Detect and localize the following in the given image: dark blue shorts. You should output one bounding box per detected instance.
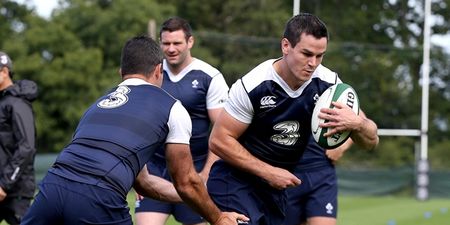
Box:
[207,160,287,225]
[284,166,338,225]
[134,157,205,224]
[21,173,132,225]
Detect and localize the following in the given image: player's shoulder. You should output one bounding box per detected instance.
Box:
[240,59,277,92]
[311,64,340,84]
[190,58,222,78]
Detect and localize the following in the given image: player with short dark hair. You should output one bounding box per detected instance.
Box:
[135,16,229,225]
[207,13,378,225]
[21,35,248,225]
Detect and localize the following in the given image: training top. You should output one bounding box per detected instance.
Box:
[225,59,339,169]
[153,58,229,160]
[49,78,192,198]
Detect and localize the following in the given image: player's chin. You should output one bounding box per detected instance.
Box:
[301,71,314,79]
[165,56,179,64]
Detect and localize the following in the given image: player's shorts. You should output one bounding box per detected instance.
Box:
[21,173,132,225]
[284,166,338,225]
[134,157,205,224]
[207,160,287,225]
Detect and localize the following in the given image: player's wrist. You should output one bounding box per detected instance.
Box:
[352,116,365,132]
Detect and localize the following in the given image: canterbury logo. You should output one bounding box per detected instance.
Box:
[260,96,276,108]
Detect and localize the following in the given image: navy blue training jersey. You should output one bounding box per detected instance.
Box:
[49,82,178,197]
[226,60,339,169]
[154,59,228,160]
[296,135,334,171]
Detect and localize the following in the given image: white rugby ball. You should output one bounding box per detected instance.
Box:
[311,83,359,149]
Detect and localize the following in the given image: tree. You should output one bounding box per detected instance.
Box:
[2,0,449,170]
[300,0,450,168]
[2,0,175,152]
[155,0,291,83]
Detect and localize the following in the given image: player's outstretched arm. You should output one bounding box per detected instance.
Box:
[134,165,182,203]
[166,142,249,225]
[209,110,301,190]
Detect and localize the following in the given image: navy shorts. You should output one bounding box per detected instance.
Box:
[134,157,205,224]
[284,166,338,225]
[207,160,287,225]
[21,173,132,225]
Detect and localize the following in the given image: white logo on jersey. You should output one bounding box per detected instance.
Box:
[313,93,320,104]
[97,86,130,109]
[192,79,199,88]
[260,96,276,108]
[325,202,334,214]
[271,121,300,146]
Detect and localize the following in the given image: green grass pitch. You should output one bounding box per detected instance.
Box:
[128,193,450,225]
[3,194,448,225]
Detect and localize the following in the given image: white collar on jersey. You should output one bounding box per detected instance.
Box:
[118,78,155,86]
[163,58,197,82]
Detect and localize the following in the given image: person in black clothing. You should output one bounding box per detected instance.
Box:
[0,51,38,225]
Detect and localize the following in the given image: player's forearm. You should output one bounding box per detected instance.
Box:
[199,151,220,178]
[173,170,222,223]
[210,135,275,179]
[351,117,379,150]
[134,167,182,203]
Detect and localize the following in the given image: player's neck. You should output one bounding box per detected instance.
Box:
[168,56,194,75]
[273,59,304,91]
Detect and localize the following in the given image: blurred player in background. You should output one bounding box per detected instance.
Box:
[21,36,248,225]
[207,13,378,225]
[135,16,229,225]
[0,51,38,225]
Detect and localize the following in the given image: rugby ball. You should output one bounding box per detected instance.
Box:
[311,83,359,149]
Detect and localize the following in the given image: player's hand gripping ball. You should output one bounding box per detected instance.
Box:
[311,83,359,149]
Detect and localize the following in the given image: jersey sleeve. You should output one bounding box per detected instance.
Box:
[206,74,229,109]
[224,79,253,124]
[315,64,342,84]
[166,101,192,144]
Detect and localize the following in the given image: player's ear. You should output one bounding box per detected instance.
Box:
[156,63,163,76]
[187,36,194,48]
[281,38,291,55]
[154,63,163,85]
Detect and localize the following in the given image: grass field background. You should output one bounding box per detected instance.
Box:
[3,194,448,225]
[129,194,450,225]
